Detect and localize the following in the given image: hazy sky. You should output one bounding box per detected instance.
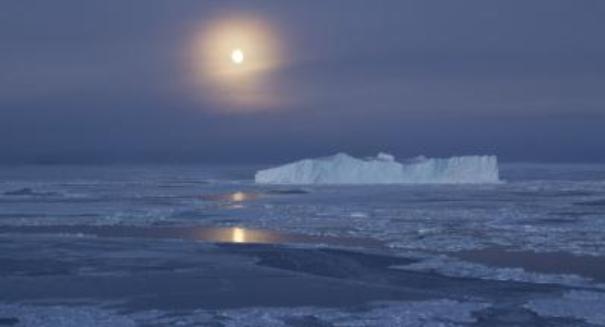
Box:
[1,0,604,163]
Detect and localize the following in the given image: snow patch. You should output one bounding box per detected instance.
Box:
[255,153,500,185]
[525,290,605,325]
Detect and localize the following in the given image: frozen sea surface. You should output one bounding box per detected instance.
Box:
[1,163,605,326]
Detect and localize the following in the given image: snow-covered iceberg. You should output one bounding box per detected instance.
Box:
[255,153,500,184]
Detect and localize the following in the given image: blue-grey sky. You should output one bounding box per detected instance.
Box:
[1,0,604,163]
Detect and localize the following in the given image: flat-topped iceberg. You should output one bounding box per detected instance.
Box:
[255,153,500,184]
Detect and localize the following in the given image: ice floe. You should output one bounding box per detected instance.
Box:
[525,290,605,325]
[392,254,601,289]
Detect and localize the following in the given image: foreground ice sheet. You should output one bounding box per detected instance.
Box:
[255,153,500,184]
[0,300,489,327]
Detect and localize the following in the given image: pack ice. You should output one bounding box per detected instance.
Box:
[255,153,500,184]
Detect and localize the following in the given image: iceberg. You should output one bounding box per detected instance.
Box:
[255,153,500,184]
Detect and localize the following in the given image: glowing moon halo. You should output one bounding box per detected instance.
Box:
[189,15,285,111]
[195,17,279,77]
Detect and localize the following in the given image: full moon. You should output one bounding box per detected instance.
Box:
[231,49,244,64]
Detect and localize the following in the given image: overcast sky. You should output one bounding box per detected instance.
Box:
[1,0,604,164]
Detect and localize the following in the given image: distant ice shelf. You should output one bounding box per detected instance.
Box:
[255,152,500,184]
